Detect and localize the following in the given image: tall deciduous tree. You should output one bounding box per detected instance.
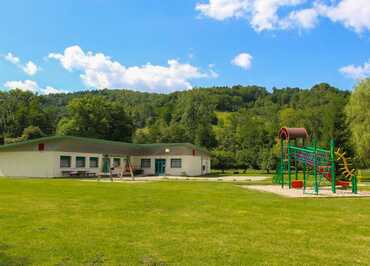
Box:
[345,79,370,167]
[0,90,50,138]
[57,95,133,142]
[174,90,217,148]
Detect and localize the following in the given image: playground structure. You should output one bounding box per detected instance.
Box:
[273,127,358,195]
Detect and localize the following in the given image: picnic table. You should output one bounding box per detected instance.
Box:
[61,170,96,177]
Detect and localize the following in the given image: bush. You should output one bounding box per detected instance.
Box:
[22,126,45,140]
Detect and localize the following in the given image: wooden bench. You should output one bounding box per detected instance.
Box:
[62,170,96,177]
[86,172,96,177]
[62,170,77,177]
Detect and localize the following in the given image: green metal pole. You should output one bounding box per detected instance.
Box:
[294,139,298,180]
[280,138,284,188]
[352,175,358,194]
[330,139,336,193]
[313,139,318,194]
[288,140,291,189]
[303,162,307,193]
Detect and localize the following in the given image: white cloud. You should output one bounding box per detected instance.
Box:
[282,8,319,29]
[231,52,253,70]
[196,0,310,32]
[22,61,39,76]
[42,86,65,95]
[207,63,219,78]
[4,53,20,64]
[3,80,64,95]
[4,80,39,93]
[196,0,250,21]
[209,69,219,78]
[317,0,370,33]
[3,52,39,76]
[49,45,216,93]
[250,0,305,32]
[195,0,370,33]
[339,59,370,80]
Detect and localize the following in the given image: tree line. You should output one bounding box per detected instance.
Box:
[0,79,369,170]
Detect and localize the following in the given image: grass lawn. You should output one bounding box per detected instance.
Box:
[1,179,370,265]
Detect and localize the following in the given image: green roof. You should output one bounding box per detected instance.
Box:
[0,135,210,155]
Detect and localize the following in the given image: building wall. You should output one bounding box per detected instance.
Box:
[0,151,129,178]
[131,155,211,176]
[202,157,211,175]
[0,150,210,178]
[0,151,57,177]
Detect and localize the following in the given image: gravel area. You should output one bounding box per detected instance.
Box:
[242,185,370,198]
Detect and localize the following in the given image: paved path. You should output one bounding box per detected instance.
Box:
[82,175,270,183]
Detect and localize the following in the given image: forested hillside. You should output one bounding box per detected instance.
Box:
[1,80,369,170]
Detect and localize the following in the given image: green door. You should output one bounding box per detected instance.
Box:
[102,158,111,173]
[155,159,166,175]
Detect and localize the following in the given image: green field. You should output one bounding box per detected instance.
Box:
[1,179,370,265]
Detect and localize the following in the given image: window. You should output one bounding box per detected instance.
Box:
[60,156,71,168]
[141,159,151,168]
[38,143,45,151]
[171,158,182,168]
[76,156,86,168]
[90,157,99,168]
[113,158,121,167]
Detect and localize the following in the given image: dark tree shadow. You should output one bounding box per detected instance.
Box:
[0,243,30,266]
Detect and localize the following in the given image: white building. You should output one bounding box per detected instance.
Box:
[0,136,211,178]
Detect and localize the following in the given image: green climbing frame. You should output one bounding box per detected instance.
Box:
[273,127,357,195]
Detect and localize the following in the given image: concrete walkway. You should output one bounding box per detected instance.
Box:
[82,175,269,183]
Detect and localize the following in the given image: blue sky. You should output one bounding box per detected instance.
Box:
[0,0,369,94]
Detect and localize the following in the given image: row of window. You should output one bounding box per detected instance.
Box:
[141,158,182,168]
[60,156,100,168]
[61,156,124,168]
[60,156,182,169]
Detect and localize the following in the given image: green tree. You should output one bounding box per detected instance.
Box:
[211,149,235,173]
[133,127,155,143]
[57,95,133,142]
[259,148,276,173]
[279,107,301,127]
[0,90,50,138]
[0,83,355,171]
[22,126,45,140]
[235,149,254,172]
[235,110,273,169]
[345,79,370,167]
[174,90,217,148]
